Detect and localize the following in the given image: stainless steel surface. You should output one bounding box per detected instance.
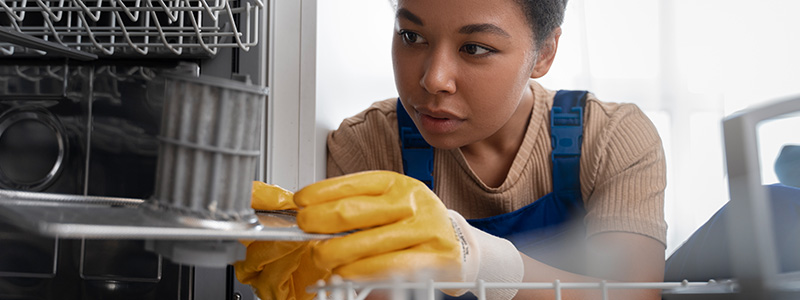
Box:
[0,26,97,60]
[0,107,68,191]
[0,189,143,207]
[0,199,334,240]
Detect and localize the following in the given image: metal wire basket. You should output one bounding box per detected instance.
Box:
[0,0,263,57]
[307,277,740,300]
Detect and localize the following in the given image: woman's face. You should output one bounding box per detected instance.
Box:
[392,0,543,150]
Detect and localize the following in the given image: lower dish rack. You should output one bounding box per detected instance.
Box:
[307,274,800,300]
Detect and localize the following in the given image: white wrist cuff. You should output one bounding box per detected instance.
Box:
[447,210,524,300]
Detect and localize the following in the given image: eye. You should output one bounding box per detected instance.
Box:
[461,44,494,56]
[399,30,426,44]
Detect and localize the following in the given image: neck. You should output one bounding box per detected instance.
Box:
[460,86,534,187]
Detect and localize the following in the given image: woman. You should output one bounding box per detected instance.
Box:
[236,0,666,299]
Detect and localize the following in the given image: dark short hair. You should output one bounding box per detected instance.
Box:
[388,0,568,49]
[516,0,569,48]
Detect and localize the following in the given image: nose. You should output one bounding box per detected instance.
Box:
[420,48,457,95]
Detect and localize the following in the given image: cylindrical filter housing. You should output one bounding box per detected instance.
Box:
[150,74,266,225]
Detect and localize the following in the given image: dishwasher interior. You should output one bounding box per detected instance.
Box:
[0,0,301,298]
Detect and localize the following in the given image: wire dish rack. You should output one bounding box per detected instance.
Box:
[306,277,740,300]
[0,0,263,57]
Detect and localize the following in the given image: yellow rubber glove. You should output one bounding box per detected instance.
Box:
[234,182,331,300]
[295,171,525,299]
[293,171,464,283]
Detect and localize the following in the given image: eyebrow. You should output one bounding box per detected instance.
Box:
[397,8,423,26]
[396,8,510,38]
[459,23,511,38]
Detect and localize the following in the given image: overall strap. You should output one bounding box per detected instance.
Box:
[550,90,588,194]
[397,98,434,189]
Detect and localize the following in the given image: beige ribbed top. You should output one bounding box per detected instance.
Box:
[326,81,667,245]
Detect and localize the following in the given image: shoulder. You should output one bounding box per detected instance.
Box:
[527,81,661,151]
[326,98,403,177]
[583,94,662,158]
[528,81,661,151]
[328,98,399,151]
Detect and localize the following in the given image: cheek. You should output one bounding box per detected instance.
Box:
[462,61,529,123]
[464,61,527,101]
[391,48,420,95]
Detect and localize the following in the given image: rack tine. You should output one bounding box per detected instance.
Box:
[116,0,140,22]
[0,0,26,22]
[197,0,218,22]
[0,46,15,55]
[34,0,61,22]
[239,1,259,48]
[114,10,148,54]
[71,0,101,22]
[175,0,183,48]
[15,65,42,81]
[221,0,247,51]
[146,2,181,55]
[108,0,116,53]
[154,0,178,23]
[185,0,215,55]
[554,280,562,300]
[76,11,114,54]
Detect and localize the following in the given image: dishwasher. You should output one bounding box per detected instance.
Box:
[0,0,318,299]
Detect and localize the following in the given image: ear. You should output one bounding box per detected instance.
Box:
[530,27,562,79]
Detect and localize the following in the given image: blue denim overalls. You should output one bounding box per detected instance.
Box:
[397,90,590,298]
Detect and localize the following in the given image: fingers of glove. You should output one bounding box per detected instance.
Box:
[252,181,297,210]
[292,248,332,298]
[294,171,402,207]
[235,242,312,300]
[297,195,414,233]
[333,248,461,282]
[253,270,294,300]
[236,241,307,275]
[310,220,442,271]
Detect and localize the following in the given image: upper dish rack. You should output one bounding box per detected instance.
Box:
[0,0,263,58]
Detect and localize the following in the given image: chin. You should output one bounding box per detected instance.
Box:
[422,134,469,150]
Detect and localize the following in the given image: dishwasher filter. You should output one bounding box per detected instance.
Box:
[149,73,266,224]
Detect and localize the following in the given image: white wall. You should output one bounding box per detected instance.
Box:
[315,0,800,255]
[314,0,398,185]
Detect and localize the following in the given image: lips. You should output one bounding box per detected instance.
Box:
[414,107,464,134]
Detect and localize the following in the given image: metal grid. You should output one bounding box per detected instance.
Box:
[308,278,739,300]
[0,0,263,57]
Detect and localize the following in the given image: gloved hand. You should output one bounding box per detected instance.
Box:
[294,171,524,299]
[234,182,331,300]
